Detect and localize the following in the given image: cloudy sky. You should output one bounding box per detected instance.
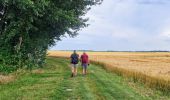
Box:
[51,0,170,51]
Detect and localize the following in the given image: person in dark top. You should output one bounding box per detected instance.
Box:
[80,51,89,75]
[70,50,79,77]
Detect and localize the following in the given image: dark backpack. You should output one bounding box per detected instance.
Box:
[71,54,79,64]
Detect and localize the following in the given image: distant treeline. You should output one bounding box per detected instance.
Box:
[106,50,170,52]
[53,50,170,52]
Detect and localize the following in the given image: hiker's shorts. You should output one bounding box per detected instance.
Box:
[72,64,78,68]
[82,63,88,70]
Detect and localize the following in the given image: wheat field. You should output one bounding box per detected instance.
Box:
[48,51,170,92]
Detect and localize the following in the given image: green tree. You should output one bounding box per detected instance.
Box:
[0,0,102,72]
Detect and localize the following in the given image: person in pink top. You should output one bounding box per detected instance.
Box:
[80,51,90,75]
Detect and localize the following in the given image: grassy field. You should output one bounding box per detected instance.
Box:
[0,57,169,100]
[48,51,170,92]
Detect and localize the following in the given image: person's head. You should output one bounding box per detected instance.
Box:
[83,51,86,54]
[73,50,76,54]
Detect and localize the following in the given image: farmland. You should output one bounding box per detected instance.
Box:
[48,51,170,92]
[0,51,169,99]
[48,51,170,79]
[0,57,169,100]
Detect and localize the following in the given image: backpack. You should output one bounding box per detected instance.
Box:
[71,54,79,64]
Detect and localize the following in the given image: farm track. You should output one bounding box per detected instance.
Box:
[0,57,169,100]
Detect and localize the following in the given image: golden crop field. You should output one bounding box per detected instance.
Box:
[48,51,170,79]
[48,51,170,92]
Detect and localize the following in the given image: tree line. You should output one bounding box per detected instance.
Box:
[0,0,102,72]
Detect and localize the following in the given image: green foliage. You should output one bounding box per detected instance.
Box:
[0,65,17,74]
[0,0,102,72]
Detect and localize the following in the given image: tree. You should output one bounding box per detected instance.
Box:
[0,0,102,71]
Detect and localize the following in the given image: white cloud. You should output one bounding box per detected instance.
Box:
[111,26,139,38]
[81,0,139,39]
[161,29,170,38]
[156,18,170,40]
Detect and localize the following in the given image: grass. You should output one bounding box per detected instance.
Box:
[0,57,169,100]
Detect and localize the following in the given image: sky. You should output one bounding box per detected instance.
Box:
[51,0,170,51]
